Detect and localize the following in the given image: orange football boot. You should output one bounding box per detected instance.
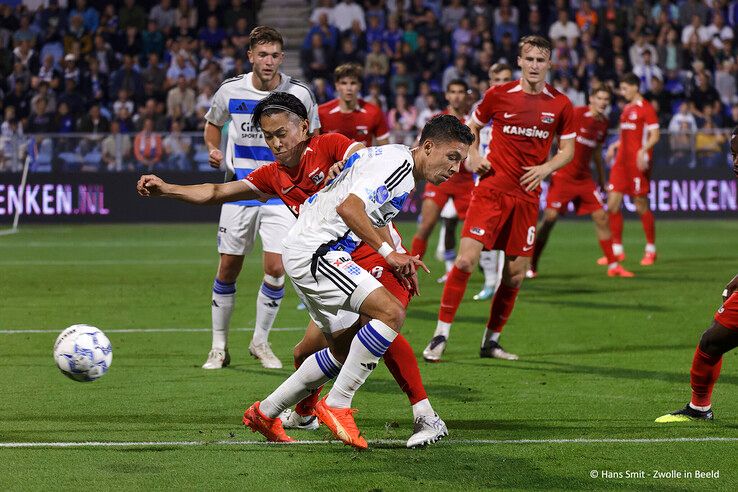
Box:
[640,251,657,266]
[314,397,367,449]
[607,264,635,277]
[243,401,295,443]
[597,253,625,265]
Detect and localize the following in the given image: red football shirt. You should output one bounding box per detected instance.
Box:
[318,98,390,146]
[555,106,609,182]
[614,98,659,167]
[471,80,576,202]
[244,133,355,216]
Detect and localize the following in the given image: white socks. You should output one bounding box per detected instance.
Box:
[326,320,398,408]
[481,329,501,347]
[211,279,236,350]
[645,243,656,253]
[252,275,285,345]
[480,250,504,289]
[260,348,341,418]
[612,243,624,256]
[411,398,435,419]
[434,321,451,339]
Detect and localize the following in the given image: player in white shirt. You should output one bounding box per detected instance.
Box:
[202,26,320,370]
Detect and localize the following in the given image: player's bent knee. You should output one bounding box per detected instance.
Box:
[217,255,244,283]
[454,255,477,273]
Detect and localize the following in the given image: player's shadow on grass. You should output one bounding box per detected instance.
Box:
[528,343,691,357]
[359,377,485,402]
[490,359,738,386]
[530,298,669,312]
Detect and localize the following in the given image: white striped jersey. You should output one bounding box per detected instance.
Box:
[283,145,415,254]
[204,71,320,206]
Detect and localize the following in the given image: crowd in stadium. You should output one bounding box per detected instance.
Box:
[1,0,738,171]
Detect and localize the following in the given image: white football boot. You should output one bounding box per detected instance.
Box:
[249,341,283,369]
[202,348,230,369]
[279,408,320,430]
[422,335,447,362]
[407,413,448,448]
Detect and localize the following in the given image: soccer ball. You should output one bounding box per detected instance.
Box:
[53,324,113,382]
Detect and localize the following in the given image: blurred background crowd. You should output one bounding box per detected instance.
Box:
[0,0,736,172]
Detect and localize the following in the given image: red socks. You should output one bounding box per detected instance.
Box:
[598,238,617,264]
[438,267,472,323]
[641,210,655,244]
[690,346,723,408]
[383,334,428,405]
[487,283,520,333]
[410,236,427,260]
[609,211,623,244]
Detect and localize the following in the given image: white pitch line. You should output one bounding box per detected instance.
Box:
[2,437,738,449]
[0,259,217,266]
[0,327,305,335]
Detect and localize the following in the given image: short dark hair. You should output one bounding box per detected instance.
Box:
[490,62,512,74]
[517,35,552,58]
[446,78,469,91]
[620,73,640,88]
[590,85,612,98]
[251,92,307,129]
[249,26,284,50]
[334,63,363,83]
[419,114,474,146]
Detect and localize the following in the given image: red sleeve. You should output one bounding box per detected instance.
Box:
[374,108,390,140]
[644,102,659,129]
[557,99,577,139]
[245,164,278,196]
[471,87,496,126]
[316,132,355,162]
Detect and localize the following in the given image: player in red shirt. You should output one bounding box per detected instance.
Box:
[410,79,473,262]
[604,73,661,266]
[137,92,448,448]
[656,129,738,423]
[318,63,390,146]
[422,35,577,363]
[528,86,634,278]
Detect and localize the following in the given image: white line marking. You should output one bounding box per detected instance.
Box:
[0,259,218,266]
[0,327,305,334]
[1,437,737,448]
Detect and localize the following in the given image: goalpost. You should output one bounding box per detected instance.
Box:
[0,139,33,236]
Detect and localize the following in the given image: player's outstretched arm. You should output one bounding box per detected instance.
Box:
[465,119,490,174]
[336,194,429,277]
[136,175,261,205]
[520,137,575,192]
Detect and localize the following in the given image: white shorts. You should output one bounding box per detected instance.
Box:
[217,203,296,255]
[440,199,457,219]
[283,248,382,333]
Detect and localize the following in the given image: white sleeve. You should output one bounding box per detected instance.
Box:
[204,85,230,126]
[348,149,413,214]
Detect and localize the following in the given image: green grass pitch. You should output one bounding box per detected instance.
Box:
[1,220,737,490]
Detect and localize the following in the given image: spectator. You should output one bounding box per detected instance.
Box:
[633,50,663,93]
[390,60,415,97]
[705,12,734,45]
[31,82,57,114]
[172,13,196,39]
[494,0,520,26]
[57,78,86,118]
[689,71,721,118]
[651,0,678,24]
[199,15,227,51]
[695,117,727,167]
[163,119,192,170]
[311,0,336,26]
[452,17,474,53]
[678,0,709,27]
[134,118,163,170]
[575,0,598,35]
[365,14,384,48]
[165,52,197,88]
[599,0,627,33]
[38,1,67,40]
[52,102,76,133]
[715,60,737,107]
[166,76,196,121]
[197,61,222,93]
[441,0,466,33]
[301,32,333,81]
[150,0,176,34]
[407,0,431,29]
[101,120,132,171]
[119,0,147,31]
[365,40,389,84]
[142,52,167,101]
[657,27,683,75]
[629,34,659,67]
[493,7,518,45]
[78,104,111,134]
[304,13,341,52]
[387,93,417,145]
[365,81,387,112]
[682,14,710,46]
[415,91,441,129]
[442,55,470,91]
[645,76,673,120]
[114,106,135,134]
[224,0,254,32]
[418,10,444,52]
[725,103,738,128]
[549,9,580,47]
[333,0,365,33]
[336,37,362,66]
[36,54,61,90]
[344,19,368,54]
[382,15,403,56]
[113,89,136,117]
[110,54,145,103]
[63,14,93,56]
[174,0,198,30]
[521,9,546,38]
[197,0,223,30]
[0,107,24,172]
[80,57,109,107]
[27,98,54,134]
[13,40,39,75]
[415,34,441,75]
[496,33,518,66]
[13,15,36,46]
[196,84,215,121]
[669,118,696,167]
[142,19,165,59]
[468,0,493,22]
[92,34,116,75]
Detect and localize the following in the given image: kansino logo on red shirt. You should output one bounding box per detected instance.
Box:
[501,125,551,138]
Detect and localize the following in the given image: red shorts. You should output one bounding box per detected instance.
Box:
[546,177,604,216]
[353,243,411,308]
[714,293,738,330]
[608,163,650,196]
[461,187,538,256]
[422,180,473,220]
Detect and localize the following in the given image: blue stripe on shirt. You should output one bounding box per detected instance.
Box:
[228,99,261,114]
[234,144,274,161]
[228,168,283,207]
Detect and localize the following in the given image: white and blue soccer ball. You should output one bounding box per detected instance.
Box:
[53,324,113,382]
